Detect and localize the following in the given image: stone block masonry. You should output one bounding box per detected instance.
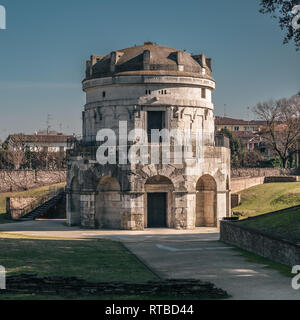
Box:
[220,219,300,266]
[231,168,300,178]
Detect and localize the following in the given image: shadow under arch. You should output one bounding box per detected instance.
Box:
[196,175,217,227]
[95,176,122,229]
[144,175,174,228]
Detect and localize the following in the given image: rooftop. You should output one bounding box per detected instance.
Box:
[215,117,266,126]
[7,132,75,144]
[85,42,213,80]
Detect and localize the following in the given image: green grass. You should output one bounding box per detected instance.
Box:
[237,207,300,243]
[0,233,162,300]
[0,233,157,283]
[233,182,300,218]
[234,248,292,278]
[0,183,65,224]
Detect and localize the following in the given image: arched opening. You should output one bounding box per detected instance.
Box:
[96,176,121,229]
[70,177,81,225]
[145,175,174,228]
[196,175,217,227]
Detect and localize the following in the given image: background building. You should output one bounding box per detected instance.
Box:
[5,131,74,153]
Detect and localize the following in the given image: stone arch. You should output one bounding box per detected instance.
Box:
[144,175,174,228]
[196,175,217,227]
[139,164,183,191]
[95,176,122,229]
[70,176,81,225]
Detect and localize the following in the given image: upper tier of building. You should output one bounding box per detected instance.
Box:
[85,42,214,81]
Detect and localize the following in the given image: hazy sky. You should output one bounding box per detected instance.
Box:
[0,0,299,140]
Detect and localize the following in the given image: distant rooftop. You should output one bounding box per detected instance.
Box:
[215,117,266,126]
[7,132,75,144]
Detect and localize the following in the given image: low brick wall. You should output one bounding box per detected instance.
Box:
[0,170,66,193]
[220,220,300,266]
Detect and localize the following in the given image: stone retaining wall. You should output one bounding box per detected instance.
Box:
[231,168,299,178]
[231,176,265,193]
[0,170,66,193]
[220,219,300,266]
[264,176,300,183]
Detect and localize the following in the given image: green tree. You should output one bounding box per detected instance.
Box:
[260,0,300,50]
[220,128,245,168]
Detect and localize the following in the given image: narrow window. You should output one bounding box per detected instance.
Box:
[201,88,206,99]
[147,111,165,142]
[102,91,106,98]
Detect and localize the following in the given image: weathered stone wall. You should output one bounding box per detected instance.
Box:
[231,176,265,193]
[264,176,300,183]
[231,174,300,194]
[231,168,300,178]
[6,186,65,220]
[231,193,241,208]
[220,220,300,266]
[0,170,66,193]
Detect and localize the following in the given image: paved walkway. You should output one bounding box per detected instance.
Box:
[0,220,299,300]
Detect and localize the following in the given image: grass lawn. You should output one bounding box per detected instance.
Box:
[233,182,300,218]
[0,233,160,300]
[0,183,65,224]
[237,207,300,243]
[0,233,157,282]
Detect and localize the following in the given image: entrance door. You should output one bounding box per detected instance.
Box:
[147,193,167,228]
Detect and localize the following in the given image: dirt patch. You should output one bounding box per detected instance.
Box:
[1,274,229,299]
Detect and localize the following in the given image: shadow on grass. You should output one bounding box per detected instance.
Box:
[0,234,229,300]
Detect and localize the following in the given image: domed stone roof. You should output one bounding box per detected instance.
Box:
[85,42,213,80]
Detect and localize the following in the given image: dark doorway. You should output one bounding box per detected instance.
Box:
[147,193,167,228]
[147,111,165,142]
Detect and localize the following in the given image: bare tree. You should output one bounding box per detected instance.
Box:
[5,134,27,169]
[254,94,300,168]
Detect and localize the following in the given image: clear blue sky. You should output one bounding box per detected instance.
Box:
[0,0,299,140]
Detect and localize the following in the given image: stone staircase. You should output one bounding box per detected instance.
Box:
[19,193,64,221]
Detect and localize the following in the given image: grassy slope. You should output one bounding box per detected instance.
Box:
[233,182,300,218]
[0,183,65,224]
[238,207,300,243]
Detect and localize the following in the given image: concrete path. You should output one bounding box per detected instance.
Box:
[0,219,299,300]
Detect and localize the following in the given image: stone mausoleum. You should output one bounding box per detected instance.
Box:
[66,42,231,230]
